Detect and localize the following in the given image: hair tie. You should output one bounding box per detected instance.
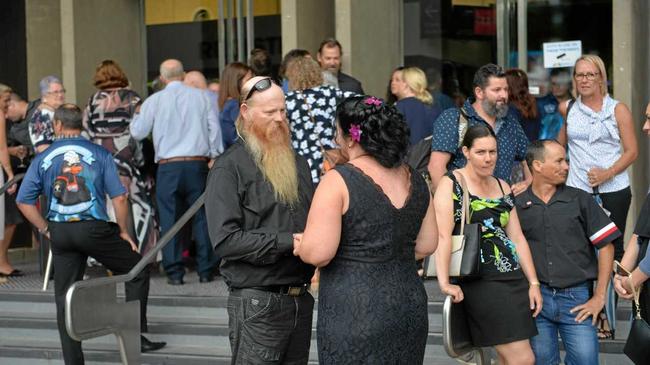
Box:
[364,96,382,106]
[349,124,362,142]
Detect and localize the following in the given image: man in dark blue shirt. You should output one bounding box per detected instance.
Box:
[17,104,165,364]
[427,64,530,193]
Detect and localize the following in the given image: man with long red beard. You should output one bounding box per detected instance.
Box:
[205,76,315,364]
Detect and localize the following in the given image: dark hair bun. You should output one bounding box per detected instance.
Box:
[336,96,410,168]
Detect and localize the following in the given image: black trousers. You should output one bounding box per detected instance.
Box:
[227,288,314,365]
[600,186,632,262]
[49,220,150,365]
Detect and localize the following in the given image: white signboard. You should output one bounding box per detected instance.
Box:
[543,41,582,68]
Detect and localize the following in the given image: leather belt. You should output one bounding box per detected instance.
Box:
[244,284,310,297]
[158,156,209,164]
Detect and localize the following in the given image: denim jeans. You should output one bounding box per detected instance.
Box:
[531,282,598,365]
[227,288,314,365]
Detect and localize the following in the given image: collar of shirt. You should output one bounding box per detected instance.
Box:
[520,184,572,208]
[576,94,616,119]
[463,97,506,134]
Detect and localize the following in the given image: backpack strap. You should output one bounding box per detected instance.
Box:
[457,107,469,149]
[565,98,576,119]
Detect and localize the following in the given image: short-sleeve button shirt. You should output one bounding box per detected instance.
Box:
[431,98,529,183]
[17,137,126,222]
[515,185,620,288]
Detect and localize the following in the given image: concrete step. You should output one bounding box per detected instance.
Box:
[0,290,634,363]
[0,327,459,365]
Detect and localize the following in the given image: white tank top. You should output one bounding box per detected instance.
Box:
[566,95,629,193]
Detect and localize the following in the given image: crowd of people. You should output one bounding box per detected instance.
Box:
[1,36,649,365]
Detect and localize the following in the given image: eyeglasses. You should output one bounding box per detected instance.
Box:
[48,89,66,95]
[574,72,599,81]
[243,78,273,102]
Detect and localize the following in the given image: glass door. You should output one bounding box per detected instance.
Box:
[506,0,613,97]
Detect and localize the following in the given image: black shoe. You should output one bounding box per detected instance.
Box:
[141,335,166,353]
[199,274,214,283]
[167,277,184,286]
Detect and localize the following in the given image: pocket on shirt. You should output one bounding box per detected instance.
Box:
[242,181,275,217]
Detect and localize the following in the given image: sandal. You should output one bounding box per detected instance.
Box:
[596,311,614,340]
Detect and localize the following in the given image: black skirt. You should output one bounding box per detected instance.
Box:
[459,276,538,346]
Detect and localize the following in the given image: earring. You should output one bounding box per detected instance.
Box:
[348,144,353,148]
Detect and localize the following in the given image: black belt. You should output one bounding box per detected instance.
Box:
[243,284,310,297]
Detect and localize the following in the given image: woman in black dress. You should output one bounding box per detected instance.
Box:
[294,96,438,364]
[434,125,542,365]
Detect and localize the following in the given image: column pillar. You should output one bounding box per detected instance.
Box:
[281,0,334,57]
[335,0,403,98]
[25,0,146,103]
[612,0,650,232]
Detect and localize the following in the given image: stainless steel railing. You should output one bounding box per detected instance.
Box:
[64,192,207,364]
[442,295,489,365]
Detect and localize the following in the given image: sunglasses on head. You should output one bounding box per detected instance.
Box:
[243,78,273,102]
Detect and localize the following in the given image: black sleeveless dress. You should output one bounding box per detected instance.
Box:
[317,163,430,365]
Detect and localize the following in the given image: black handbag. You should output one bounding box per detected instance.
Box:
[624,277,650,365]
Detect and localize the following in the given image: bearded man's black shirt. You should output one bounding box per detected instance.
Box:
[205,140,315,288]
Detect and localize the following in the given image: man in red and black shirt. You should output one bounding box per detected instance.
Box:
[516,140,617,365]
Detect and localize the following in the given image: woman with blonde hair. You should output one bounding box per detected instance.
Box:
[390,66,441,145]
[284,56,356,182]
[559,54,638,339]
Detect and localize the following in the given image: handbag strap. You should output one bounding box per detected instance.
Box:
[455,172,471,235]
[629,275,644,319]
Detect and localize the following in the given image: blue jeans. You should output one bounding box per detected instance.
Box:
[156,161,217,279]
[531,282,598,365]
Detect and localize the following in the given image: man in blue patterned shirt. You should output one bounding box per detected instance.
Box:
[427,64,530,193]
[17,104,165,364]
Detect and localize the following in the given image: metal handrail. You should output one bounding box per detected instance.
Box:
[0,173,25,195]
[64,191,207,364]
[442,295,488,364]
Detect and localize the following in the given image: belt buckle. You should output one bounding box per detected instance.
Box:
[287,286,303,296]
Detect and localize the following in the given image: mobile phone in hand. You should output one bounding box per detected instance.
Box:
[614,260,631,276]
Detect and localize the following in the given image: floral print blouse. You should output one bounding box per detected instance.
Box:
[448,172,524,280]
[285,85,356,183]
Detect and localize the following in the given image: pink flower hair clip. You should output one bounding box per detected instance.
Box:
[349,124,362,142]
[364,96,382,106]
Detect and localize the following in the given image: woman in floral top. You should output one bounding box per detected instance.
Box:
[284,56,356,182]
[433,124,542,364]
[82,60,157,253]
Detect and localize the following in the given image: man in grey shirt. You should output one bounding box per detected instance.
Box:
[131,59,223,285]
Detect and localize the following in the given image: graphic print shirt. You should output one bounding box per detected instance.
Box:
[17,137,126,222]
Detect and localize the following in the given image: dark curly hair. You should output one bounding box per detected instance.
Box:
[336,95,410,168]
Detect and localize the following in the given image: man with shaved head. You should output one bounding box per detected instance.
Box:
[184,70,208,89]
[184,70,221,134]
[131,59,223,285]
[205,76,315,364]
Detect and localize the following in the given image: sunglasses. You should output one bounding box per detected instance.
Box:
[243,78,273,102]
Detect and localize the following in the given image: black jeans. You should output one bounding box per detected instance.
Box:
[599,186,632,262]
[227,288,314,365]
[50,220,150,365]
